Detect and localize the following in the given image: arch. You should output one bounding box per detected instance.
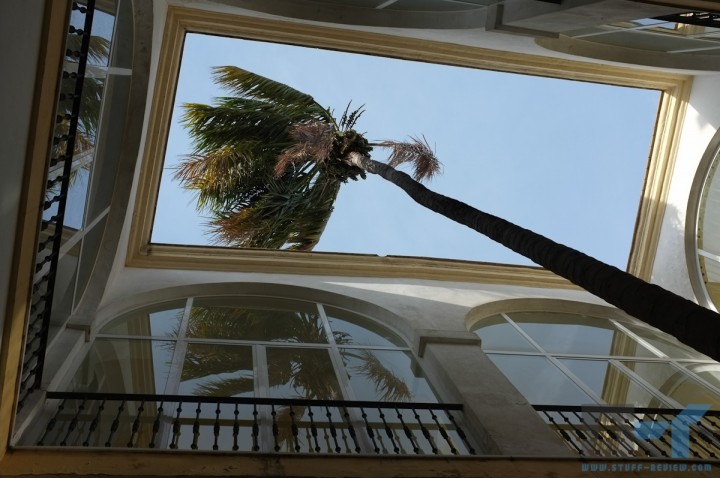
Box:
[685,127,720,311]
[66,286,439,408]
[465,298,629,331]
[93,282,413,341]
[466,299,720,409]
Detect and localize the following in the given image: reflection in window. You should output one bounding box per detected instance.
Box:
[70,338,174,394]
[189,297,326,343]
[267,347,340,400]
[472,311,720,408]
[69,297,434,404]
[100,301,185,337]
[180,344,253,396]
[341,349,435,402]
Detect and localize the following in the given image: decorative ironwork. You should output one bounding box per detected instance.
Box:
[19,0,97,410]
[535,404,720,459]
[37,392,475,455]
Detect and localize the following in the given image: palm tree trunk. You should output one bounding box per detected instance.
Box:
[347,153,720,360]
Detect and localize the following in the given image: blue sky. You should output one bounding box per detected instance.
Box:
[153,33,660,269]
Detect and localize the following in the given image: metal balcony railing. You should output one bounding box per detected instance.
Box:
[32,392,476,455]
[535,404,720,459]
[20,0,98,410]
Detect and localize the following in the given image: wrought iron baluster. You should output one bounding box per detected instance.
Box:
[360,407,379,453]
[212,401,221,451]
[325,406,341,453]
[84,399,105,446]
[232,404,240,451]
[149,401,163,448]
[307,405,320,452]
[169,401,182,449]
[105,400,125,447]
[271,405,280,451]
[429,408,456,455]
[191,401,201,450]
[38,399,65,445]
[251,404,259,451]
[397,408,419,454]
[413,408,437,454]
[289,405,301,452]
[378,407,399,454]
[445,410,475,455]
[343,407,361,453]
[127,400,145,447]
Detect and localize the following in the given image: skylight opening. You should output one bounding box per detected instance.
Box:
[151,32,661,270]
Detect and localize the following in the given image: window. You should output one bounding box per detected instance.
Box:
[128,6,688,284]
[471,310,720,409]
[695,143,720,311]
[68,296,436,403]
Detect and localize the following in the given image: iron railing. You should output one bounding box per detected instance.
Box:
[33,392,476,455]
[535,404,720,459]
[654,12,720,29]
[20,0,97,410]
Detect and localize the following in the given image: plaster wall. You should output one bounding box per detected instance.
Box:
[652,74,720,299]
[0,1,46,355]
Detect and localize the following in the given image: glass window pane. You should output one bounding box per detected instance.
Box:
[487,354,595,405]
[682,363,720,393]
[69,338,174,394]
[559,359,663,407]
[511,312,624,355]
[267,347,340,400]
[340,349,437,403]
[188,297,326,343]
[100,301,185,337]
[473,314,538,352]
[325,306,405,347]
[180,344,254,397]
[624,324,712,360]
[621,361,720,410]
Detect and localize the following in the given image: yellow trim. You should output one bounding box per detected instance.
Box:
[128,6,690,285]
[628,80,692,280]
[0,448,707,477]
[0,0,70,459]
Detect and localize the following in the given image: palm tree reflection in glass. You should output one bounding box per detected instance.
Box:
[175,303,416,451]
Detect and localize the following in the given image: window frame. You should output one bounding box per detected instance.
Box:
[127,6,691,284]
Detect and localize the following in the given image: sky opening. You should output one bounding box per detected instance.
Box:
[152,33,661,269]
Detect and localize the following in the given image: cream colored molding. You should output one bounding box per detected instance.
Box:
[464,298,632,331]
[684,127,720,311]
[0,0,71,460]
[627,78,692,280]
[128,6,690,286]
[129,243,578,288]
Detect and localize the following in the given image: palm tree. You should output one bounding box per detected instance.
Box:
[177,67,720,361]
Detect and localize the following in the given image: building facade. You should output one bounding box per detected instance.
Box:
[2,1,720,476]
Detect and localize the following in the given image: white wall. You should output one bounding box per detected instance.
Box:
[652,74,720,300]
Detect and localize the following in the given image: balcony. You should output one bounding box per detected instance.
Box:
[536,404,720,459]
[26,392,474,455]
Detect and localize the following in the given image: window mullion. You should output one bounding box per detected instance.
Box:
[163,297,193,395]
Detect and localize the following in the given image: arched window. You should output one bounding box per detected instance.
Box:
[69,296,436,404]
[693,136,720,311]
[471,309,720,409]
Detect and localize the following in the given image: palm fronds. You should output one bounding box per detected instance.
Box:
[352,351,411,402]
[178,66,439,251]
[376,136,441,181]
[177,67,345,249]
